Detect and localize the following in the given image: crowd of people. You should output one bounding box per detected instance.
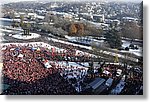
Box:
[1,42,93,94]
[2,44,54,83]
[2,73,77,95]
[0,41,143,95]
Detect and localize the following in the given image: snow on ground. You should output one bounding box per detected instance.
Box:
[12,33,41,40]
[0,18,20,22]
[99,49,138,62]
[120,49,142,57]
[47,37,92,50]
[4,26,23,31]
[0,28,12,33]
[1,26,142,58]
[122,37,142,42]
[129,48,142,56]
[65,35,93,44]
[1,42,66,54]
[65,36,142,57]
[0,26,26,34]
[48,37,139,62]
[93,39,104,43]
[122,40,131,48]
[65,35,104,44]
[50,61,89,69]
[121,40,142,57]
[0,37,7,41]
[1,25,141,61]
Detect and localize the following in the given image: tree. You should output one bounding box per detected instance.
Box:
[120,22,142,40]
[77,23,84,36]
[14,22,20,27]
[20,15,24,28]
[26,23,31,35]
[84,23,103,36]
[45,14,58,25]
[104,29,122,49]
[69,23,77,36]
[26,23,31,29]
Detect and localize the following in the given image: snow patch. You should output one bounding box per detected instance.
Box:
[12,33,41,40]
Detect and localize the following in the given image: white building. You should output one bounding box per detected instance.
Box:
[122,17,138,23]
[93,14,105,23]
[80,13,93,21]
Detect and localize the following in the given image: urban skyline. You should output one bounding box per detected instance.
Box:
[0,0,143,4]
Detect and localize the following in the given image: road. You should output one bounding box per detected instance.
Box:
[0,26,141,65]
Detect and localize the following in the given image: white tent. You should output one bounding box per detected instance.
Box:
[44,62,52,68]
[103,70,110,75]
[10,48,15,51]
[18,54,23,58]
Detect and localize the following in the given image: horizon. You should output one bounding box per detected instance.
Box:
[0,0,143,4]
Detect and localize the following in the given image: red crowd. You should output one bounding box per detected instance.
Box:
[1,43,79,94]
[2,44,57,83]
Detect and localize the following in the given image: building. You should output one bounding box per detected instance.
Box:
[86,78,106,94]
[105,19,120,28]
[93,14,105,23]
[122,17,138,23]
[112,19,120,27]
[27,13,37,20]
[80,13,93,21]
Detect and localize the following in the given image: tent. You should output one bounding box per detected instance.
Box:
[18,54,23,58]
[37,47,41,51]
[103,70,110,75]
[44,61,52,68]
[10,48,15,51]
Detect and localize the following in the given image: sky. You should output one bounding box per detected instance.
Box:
[0,0,143,4]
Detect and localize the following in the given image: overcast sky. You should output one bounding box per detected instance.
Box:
[0,0,143,4]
